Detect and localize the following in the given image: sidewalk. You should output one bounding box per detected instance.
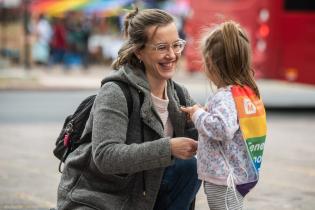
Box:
[1,65,315,108]
[0,65,106,90]
[0,65,204,90]
[1,66,315,210]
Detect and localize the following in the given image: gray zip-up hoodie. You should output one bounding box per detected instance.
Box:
[57,64,197,210]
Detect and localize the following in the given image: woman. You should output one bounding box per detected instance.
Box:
[57,8,201,210]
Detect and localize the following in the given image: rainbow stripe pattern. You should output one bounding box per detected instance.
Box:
[231,85,267,174]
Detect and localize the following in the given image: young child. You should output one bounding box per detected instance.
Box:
[181,21,267,210]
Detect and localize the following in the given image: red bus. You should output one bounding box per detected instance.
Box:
[184,0,315,85]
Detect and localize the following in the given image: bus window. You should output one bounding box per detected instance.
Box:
[284,0,315,11]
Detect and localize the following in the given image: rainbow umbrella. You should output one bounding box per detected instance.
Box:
[30,0,133,17]
[83,0,133,15]
[30,0,58,14]
[30,0,92,16]
[46,0,91,16]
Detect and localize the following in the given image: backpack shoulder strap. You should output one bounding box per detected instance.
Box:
[113,81,133,117]
[79,81,133,145]
[58,81,134,172]
[101,80,133,117]
[173,81,187,107]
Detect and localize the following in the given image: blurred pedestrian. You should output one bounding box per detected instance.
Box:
[31,14,52,65]
[181,21,267,210]
[64,17,86,70]
[80,16,91,69]
[56,7,201,210]
[49,17,67,66]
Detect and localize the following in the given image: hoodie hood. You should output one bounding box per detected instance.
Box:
[101,64,188,138]
[102,64,151,93]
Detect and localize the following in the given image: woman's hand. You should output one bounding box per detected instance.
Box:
[170,137,198,159]
[181,104,202,120]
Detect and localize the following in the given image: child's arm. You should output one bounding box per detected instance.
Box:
[177,83,199,140]
[181,104,202,119]
[182,93,238,141]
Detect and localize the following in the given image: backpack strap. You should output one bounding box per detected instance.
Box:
[79,81,133,146]
[100,80,133,117]
[58,81,134,173]
[173,81,187,107]
[112,81,133,117]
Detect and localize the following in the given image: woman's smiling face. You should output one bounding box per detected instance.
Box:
[137,22,182,81]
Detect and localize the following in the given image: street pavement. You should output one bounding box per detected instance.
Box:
[1,110,314,210]
[1,65,315,210]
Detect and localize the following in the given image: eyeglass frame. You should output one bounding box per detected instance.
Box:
[145,39,187,55]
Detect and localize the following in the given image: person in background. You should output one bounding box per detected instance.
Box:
[56,7,201,210]
[182,21,267,210]
[63,14,90,70]
[32,14,52,65]
[49,17,67,66]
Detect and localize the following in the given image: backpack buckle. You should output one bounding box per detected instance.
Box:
[64,122,74,147]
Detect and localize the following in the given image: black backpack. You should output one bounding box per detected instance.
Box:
[53,80,186,173]
[53,80,133,172]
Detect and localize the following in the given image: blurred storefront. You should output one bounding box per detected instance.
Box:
[0,0,23,67]
[0,0,189,70]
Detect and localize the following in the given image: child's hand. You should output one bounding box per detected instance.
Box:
[204,105,208,112]
[181,104,202,120]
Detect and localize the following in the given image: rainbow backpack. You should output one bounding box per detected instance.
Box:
[231,85,267,175]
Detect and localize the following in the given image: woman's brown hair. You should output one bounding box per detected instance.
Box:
[201,21,260,97]
[112,7,174,70]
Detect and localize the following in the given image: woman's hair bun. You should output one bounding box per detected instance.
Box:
[125,6,139,20]
[124,7,139,37]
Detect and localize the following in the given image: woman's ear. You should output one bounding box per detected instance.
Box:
[134,49,142,61]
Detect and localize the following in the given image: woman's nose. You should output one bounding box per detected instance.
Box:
[165,46,176,59]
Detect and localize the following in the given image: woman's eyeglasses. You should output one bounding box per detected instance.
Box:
[147,39,186,55]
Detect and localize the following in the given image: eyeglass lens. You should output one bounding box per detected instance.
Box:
[154,40,186,54]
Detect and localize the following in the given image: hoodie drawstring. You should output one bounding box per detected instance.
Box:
[225,169,240,210]
[218,143,250,209]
